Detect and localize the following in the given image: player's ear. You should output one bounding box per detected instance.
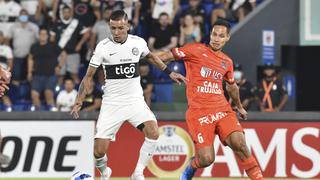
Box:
[226,34,230,42]
[126,21,130,31]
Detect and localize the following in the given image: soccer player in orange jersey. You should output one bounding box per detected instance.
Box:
[157,19,264,180]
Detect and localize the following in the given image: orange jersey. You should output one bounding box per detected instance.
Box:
[172,43,235,111]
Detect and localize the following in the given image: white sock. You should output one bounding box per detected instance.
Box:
[95,154,108,176]
[134,137,158,174]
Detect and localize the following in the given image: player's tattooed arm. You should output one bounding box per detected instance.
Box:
[145,52,168,71]
[145,52,186,85]
[151,51,176,64]
[76,66,97,102]
[71,66,97,119]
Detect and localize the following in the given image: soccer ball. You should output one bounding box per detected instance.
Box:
[71,171,94,180]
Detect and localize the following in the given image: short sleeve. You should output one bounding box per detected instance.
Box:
[89,42,104,68]
[277,81,288,96]
[171,43,193,60]
[224,60,235,84]
[140,39,150,58]
[56,92,63,105]
[30,44,36,56]
[6,46,13,59]
[92,22,98,33]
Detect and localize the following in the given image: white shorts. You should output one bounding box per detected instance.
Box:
[95,100,157,141]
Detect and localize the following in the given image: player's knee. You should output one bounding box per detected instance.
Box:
[143,124,159,140]
[94,150,105,159]
[94,144,106,158]
[146,127,159,140]
[233,141,249,154]
[199,154,215,167]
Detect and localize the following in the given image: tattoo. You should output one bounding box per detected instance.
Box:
[76,66,97,102]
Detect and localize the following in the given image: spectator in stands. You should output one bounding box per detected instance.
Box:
[179,13,201,46]
[88,7,112,60]
[0,130,10,165]
[224,63,256,110]
[256,64,288,112]
[35,0,58,26]
[56,78,77,112]
[0,0,22,37]
[151,0,180,23]
[0,31,13,111]
[50,5,90,85]
[73,0,97,28]
[180,0,206,25]
[81,81,102,112]
[6,9,38,85]
[211,0,256,25]
[139,61,153,107]
[20,0,39,23]
[148,12,177,52]
[28,28,67,111]
[52,0,73,23]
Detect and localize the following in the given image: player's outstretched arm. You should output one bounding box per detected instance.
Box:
[151,51,176,64]
[71,66,97,119]
[145,52,186,85]
[226,83,248,120]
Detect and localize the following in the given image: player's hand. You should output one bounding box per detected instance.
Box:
[0,67,11,84]
[169,72,186,85]
[70,101,83,119]
[237,107,248,120]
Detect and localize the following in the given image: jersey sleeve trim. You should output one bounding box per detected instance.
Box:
[89,62,100,68]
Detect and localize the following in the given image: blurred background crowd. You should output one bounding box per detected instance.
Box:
[0,0,288,113]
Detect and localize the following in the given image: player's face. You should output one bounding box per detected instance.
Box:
[209,25,230,51]
[110,19,130,43]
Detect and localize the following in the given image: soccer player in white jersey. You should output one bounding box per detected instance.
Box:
[71,10,186,180]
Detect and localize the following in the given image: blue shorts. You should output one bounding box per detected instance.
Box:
[31,75,57,93]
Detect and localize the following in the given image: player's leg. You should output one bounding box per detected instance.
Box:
[134,121,159,176]
[94,103,126,180]
[181,108,216,180]
[94,138,112,179]
[127,101,158,180]
[218,112,264,180]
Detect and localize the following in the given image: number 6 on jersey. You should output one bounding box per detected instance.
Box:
[197,133,204,143]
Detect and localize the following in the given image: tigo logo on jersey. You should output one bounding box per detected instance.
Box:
[115,63,136,78]
[200,66,212,78]
[148,125,194,178]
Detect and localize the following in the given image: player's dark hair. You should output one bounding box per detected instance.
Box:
[213,19,231,34]
[110,10,128,21]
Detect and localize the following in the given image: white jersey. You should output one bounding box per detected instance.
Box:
[89,34,150,105]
